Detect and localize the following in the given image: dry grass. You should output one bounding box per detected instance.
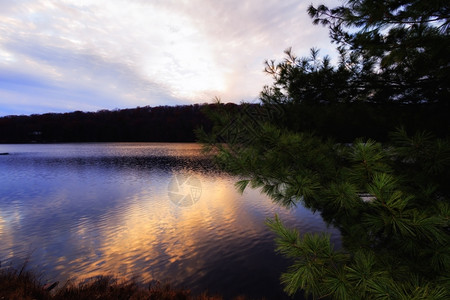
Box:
[0,264,232,300]
[0,264,51,300]
[52,276,219,300]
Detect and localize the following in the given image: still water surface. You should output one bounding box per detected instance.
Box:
[0,143,341,299]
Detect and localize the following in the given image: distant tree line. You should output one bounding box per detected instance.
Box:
[203,102,449,143]
[0,102,448,143]
[0,105,212,143]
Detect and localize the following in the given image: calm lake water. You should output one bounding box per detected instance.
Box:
[0,143,341,299]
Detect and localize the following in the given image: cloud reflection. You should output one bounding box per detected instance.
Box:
[0,143,341,298]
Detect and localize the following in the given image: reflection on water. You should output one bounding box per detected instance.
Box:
[0,143,341,299]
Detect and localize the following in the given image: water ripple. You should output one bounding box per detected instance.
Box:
[0,143,340,299]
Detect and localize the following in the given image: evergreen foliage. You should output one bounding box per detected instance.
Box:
[201,106,450,298]
[199,1,450,298]
[262,1,449,104]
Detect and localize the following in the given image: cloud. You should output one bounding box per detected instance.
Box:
[0,0,337,116]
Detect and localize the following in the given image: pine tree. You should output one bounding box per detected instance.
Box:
[307,0,450,104]
[199,1,450,299]
[201,105,450,299]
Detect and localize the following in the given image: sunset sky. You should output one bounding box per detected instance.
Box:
[0,0,338,116]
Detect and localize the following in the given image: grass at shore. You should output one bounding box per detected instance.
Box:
[0,264,251,300]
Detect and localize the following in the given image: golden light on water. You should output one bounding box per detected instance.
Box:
[0,214,15,259]
[0,143,341,299]
[59,172,260,282]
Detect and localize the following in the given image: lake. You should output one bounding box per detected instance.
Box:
[0,143,341,299]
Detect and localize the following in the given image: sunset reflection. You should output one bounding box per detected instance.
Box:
[59,171,277,283]
[0,143,341,298]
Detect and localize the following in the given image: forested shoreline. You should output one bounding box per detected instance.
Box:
[0,102,448,143]
[0,104,211,143]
